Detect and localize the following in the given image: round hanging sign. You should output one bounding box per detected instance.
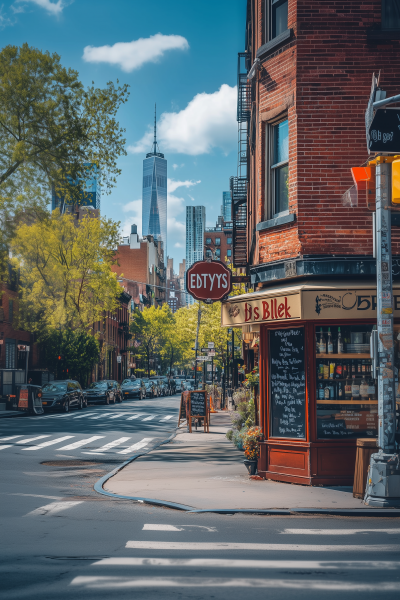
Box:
[186,260,232,302]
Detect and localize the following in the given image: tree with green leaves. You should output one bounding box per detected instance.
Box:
[42,328,99,386]
[0,43,129,269]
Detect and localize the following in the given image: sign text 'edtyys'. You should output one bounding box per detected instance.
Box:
[245,297,292,322]
[189,273,229,291]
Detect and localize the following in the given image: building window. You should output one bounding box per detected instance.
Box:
[227,237,232,244]
[215,248,221,258]
[215,238,221,246]
[206,237,212,244]
[205,249,212,258]
[227,249,232,257]
[6,339,16,369]
[265,0,288,42]
[8,299,13,323]
[266,118,289,218]
[382,0,400,29]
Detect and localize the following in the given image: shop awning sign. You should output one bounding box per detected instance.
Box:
[368,109,400,153]
[186,260,232,302]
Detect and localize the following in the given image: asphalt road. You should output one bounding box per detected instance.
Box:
[1,395,400,599]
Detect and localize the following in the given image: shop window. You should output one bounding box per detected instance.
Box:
[315,324,378,440]
[264,0,288,42]
[382,0,400,29]
[265,118,289,218]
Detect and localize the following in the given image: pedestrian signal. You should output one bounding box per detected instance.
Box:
[392,159,400,204]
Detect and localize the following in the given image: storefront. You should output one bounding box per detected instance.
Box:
[222,281,400,485]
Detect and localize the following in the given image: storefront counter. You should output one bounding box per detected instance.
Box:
[222,281,398,486]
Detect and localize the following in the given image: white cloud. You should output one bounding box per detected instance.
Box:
[174,242,184,248]
[16,0,66,15]
[82,33,189,73]
[167,178,200,194]
[129,84,237,156]
[122,199,142,237]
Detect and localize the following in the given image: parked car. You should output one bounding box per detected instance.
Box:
[166,377,176,395]
[121,378,146,400]
[144,380,157,398]
[149,377,163,397]
[83,381,115,405]
[41,380,85,412]
[174,379,185,393]
[106,380,122,403]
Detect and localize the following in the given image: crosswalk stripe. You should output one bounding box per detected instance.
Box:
[93,558,400,570]
[142,415,155,421]
[118,438,154,455]
[58,436,105,450]
[72,413,98,419]
[108,414,125,419]
[85,437,131,453]
[0,435,23,441]
[161,415,173,420]
[143,524,183,531]
[70,576,400,590]
[25,501,83,517]
[22,436,75,451]
[283,529,400,535]
[16,435,51,445]
[0,445,13,450]
[126,414,146,420]
[90,413,114,419]
[125,541,400,552]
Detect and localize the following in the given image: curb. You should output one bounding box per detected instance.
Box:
[94,435,400,517]
[0,411,25,419]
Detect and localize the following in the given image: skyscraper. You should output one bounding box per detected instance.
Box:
[185,206,205,305]
[222,190,232,222]
[142,106,167,261]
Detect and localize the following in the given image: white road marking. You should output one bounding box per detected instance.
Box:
[118,438,154,454]
[143,524,183,531]
[89,413,114,419]
[126,414,146,420]
[142,415,155,421]
[25,501,83,517]
[161,415,174,420]
[125,541,400,552]
[16,435,51,445]
[108,414,126,419]
[70,576,400,590]
[0,445,13,450]
[93,558,400,570]
[9,493,64,500]
[0,435,23,441]
[57,436,105,450]
[22,436,75,450]
[283,528,400,535]
[84,437,131,453]
[72,413,97,419]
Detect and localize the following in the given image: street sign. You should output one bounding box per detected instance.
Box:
[186,260,232,302]
[201,347,210,352]
[117,355,122,363]
[368,109,400,153]
[208,349,216,356]
[196,356,211,362]
[207,341,214,348]
[17,345,30,351]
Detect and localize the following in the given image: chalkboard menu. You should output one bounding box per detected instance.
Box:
[190,391,206,416]
[269,328,306,438]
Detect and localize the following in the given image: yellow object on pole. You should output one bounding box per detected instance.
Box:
[392,158,400,204]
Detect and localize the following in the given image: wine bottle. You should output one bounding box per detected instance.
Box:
[360,376,368,400]
[337,327,344,354]
[318,383,324,399]
[351,375,360,399]
[319,328,326,353]
[345,378,352,399]
[327,327,333,354]
[338,382,343,399]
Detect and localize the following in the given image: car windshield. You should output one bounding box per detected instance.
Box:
[89,382,107,389]
[42,383,67,393]
[122,380,139,387]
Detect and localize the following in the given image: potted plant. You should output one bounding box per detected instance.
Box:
[242,426,263,475]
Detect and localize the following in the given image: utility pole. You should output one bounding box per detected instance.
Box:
[365,157,400,506]
[194,303,202,389]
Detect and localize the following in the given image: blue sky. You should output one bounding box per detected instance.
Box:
[1,0,246,268]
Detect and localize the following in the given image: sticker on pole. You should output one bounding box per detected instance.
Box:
[186,260,232,302]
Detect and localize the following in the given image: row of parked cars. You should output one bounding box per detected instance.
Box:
[40,375,184,412]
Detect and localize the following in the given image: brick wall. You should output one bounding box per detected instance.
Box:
[250,0,400,266]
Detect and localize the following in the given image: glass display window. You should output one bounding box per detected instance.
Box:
[315,324,378,440]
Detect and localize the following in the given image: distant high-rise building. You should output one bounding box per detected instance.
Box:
[52,162,100,213]
[222,191,232,222]
[186,206,205,305]
[142,105,167,262]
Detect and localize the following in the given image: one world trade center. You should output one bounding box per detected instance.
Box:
[142,106,167,262]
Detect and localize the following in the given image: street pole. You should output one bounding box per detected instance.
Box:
[25,348,29,384]
[194,303,202,389]
[231,328,235,390]
[365,157,400,507]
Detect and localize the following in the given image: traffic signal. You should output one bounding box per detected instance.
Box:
[392,158,400,204]
[57,354,63,361]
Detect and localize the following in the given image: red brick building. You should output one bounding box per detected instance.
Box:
[204,217,234,262]
[222,1,400,485]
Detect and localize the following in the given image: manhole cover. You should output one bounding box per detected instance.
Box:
[41,460,100,467]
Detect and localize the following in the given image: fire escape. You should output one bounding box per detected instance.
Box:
[231,52,251,268]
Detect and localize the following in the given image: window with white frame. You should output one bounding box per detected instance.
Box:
[265,118,289,218]
[264,0,288,42]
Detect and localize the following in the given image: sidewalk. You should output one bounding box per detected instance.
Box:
[104,412,373,510]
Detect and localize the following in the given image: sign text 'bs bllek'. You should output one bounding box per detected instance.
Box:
[186,260,232,302]
[368,109,400,153]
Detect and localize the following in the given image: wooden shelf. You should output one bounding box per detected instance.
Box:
[317,400,378,405]
[317,353,370,359]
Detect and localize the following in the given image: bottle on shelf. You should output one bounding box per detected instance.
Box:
[343,362,348,379]
[351,375,360,399]
[357,362,362,374]
[319,328,326,353]
[327,327,333,354]
[329,383,335,399]
[323,362,329,379]
[329,362,335,379]
[351,360,356,376]
[360,375,368,400]
[337,327,344,354]
[367,378,376,400]
[318,383,324,400]
[338,381,343,399]
[345,378,352,399]
[317,362,324,380]
[335,362,342,379]
[324,383,330,399]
